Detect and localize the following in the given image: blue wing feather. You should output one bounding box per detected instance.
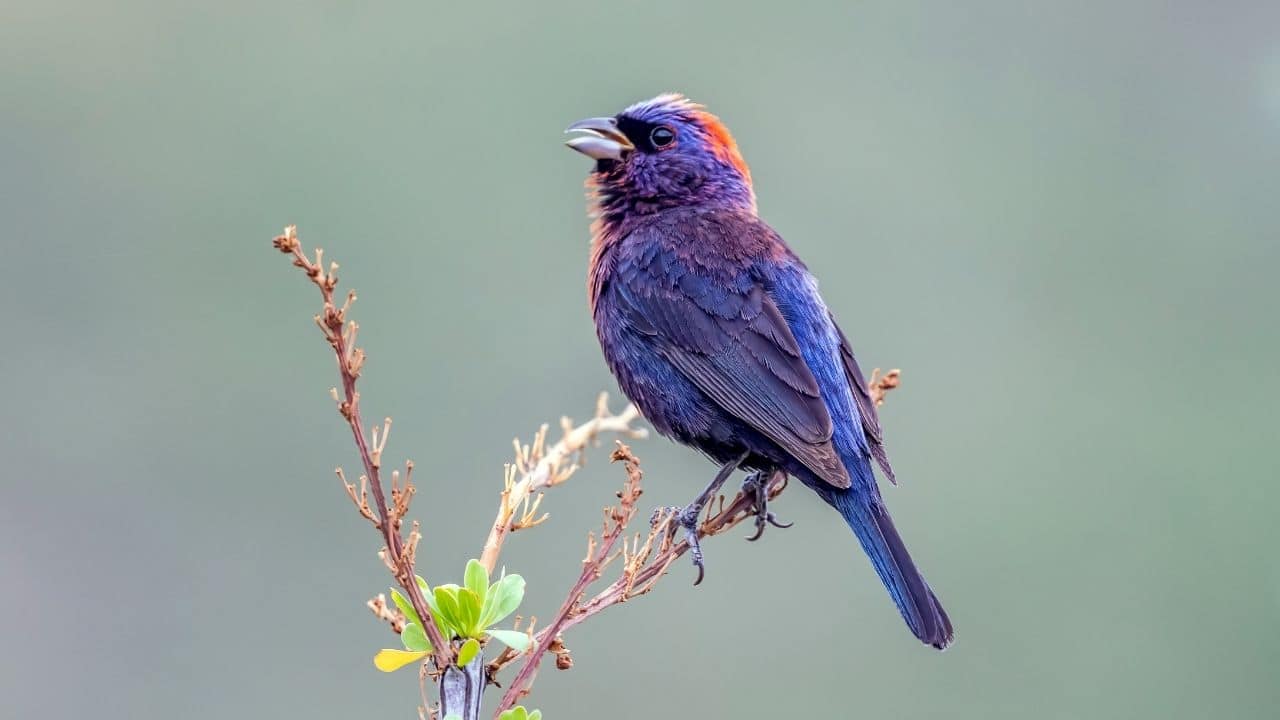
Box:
[605,213,852,488]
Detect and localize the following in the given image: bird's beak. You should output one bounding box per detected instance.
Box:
[564,117,634,161]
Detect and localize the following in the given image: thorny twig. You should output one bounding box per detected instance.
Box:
[272,225,450,668]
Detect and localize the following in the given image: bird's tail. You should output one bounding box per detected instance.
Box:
[832,490,954,649]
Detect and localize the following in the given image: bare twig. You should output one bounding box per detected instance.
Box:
[367,593,407,634]
[272,225,451,668]
[494,443,647,713]
[866,367,901,407]
[479,392,646,574]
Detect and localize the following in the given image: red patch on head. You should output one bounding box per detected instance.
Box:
[693,110,752,185]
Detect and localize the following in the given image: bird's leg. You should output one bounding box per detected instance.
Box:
[742,469,793,542]
[672,450,750,586]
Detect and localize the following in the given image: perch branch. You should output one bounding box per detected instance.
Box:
[494,443,647,713]
[487,444,787,706]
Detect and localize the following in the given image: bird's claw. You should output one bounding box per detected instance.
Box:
[663,450,750,586]
[650,504,707,584]
[675,504,707,585]
[742,471,792,542]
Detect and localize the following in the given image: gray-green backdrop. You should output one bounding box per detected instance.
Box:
[3,2,1277,718]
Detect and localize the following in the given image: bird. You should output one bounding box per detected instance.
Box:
[564,93,953,650]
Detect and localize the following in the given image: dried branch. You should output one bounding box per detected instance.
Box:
[487,443,791,707]
[564,465,787,631]
[272,225,451,668]
[479,392,646,574]
[368,593,407,634]
[494,443,648,712]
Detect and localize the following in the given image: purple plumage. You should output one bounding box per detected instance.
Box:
[566,94,953,650]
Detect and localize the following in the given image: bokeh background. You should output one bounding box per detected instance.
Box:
[3,2,1278,718]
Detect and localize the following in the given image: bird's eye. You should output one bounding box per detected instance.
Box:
[650,126,676,148]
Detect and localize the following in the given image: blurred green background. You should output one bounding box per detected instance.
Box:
[3,1,1278,718]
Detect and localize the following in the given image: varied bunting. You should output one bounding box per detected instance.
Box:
[565,94,953,649]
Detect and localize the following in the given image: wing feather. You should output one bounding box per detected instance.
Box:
[831,318,896,483]
[614,248,852,489]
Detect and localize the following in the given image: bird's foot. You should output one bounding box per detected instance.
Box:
[742,470,793,542]
[674,502,709,585]
[650,504,708,584]
[659,450,749,586]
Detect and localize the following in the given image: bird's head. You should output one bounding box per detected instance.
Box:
[566,94,756,221]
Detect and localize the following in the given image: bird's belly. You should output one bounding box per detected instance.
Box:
[600,325,715,442]
[597,320,794,470]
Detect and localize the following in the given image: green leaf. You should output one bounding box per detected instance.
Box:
[401,622,431,652]
[528,711,542,720]
[464,558,489,601]
[497,707,529,720]
[487,629,532,652]
[456,588,483,636]
[482,574,526,627]
[433,586,463,634]
[456,637,481,667]
[390,589,423,629]
[373,648,428,672]
[479,584,497,628]
[420,583,451,634]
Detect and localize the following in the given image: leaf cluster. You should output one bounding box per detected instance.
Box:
[375,559,531,672]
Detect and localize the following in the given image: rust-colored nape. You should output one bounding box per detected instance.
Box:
[693,109,752,186]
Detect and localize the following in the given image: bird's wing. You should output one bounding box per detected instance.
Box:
[830,317,896,483]
[612,238,852,489]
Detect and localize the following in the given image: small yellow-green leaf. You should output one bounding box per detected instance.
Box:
[464,558,489,601]
[390,589,422,628]
[456,588,483,636]
[488,629,532,652]
[482,574,526,627]
[421,584,451,634]
[434,586,463,634]
[401,622,431,652]
[457,637,481,667]
[373,649,428,672]
[527,711,542,720]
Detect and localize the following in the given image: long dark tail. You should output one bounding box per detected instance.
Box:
[832,490,954,649]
